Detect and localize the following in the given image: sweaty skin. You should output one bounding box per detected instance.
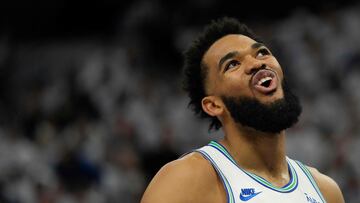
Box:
[141,34,345,203]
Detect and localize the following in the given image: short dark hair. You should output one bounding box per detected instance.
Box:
[182,17,261,131]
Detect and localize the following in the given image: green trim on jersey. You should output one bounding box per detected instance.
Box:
[296,161,326,203]
[209,141,298,193]
[197,150,235,203]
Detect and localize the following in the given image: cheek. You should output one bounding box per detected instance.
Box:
[265,59,284,86]
[271,59,284,78]
[219,72,252,96]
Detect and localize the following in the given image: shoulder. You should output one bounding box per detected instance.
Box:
[307,166,345,203]
[140,152,226,203]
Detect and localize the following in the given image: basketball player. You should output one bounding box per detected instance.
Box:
[141,17,344,203]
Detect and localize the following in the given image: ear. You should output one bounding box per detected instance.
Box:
[201,96,224,117]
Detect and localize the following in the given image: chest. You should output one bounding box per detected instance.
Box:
[196,143,326,203]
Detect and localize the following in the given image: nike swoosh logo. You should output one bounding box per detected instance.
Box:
[239,191,262,201]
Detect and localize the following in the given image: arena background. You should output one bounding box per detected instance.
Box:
[0,0,359,202]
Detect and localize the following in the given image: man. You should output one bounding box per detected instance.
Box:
[141,17,344,203]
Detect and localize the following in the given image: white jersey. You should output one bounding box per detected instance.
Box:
[195,141,326,203]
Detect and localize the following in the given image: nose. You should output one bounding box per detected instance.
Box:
[243,55,266,75]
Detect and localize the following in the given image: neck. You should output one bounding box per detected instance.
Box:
[220,122,288,186]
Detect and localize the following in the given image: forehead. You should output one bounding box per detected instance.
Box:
[203,34,258,66]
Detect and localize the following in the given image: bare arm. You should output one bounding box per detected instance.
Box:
[140,152,226,203]
[308,167,345,203]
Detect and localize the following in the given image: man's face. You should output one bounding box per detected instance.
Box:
[203,34,284,105]
[202,34,301,133]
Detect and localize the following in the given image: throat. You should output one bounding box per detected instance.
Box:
[220,128,288,178]
[218,136,291,188]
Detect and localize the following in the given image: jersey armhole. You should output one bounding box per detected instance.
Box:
[295,161,327,203]
[195,149,235,203]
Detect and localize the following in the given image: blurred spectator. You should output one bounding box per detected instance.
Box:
[0,1,359,202]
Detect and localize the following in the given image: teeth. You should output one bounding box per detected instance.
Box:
[257,77,272,86]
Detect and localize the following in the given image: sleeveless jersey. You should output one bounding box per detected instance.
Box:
[195,141,326,203]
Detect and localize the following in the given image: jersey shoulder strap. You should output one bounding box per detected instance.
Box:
[193,141,326,203]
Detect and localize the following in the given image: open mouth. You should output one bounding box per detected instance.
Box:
[251,69,278,94]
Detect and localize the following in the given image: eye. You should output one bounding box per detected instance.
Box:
[256,48,270,58]
[224,60,240,71]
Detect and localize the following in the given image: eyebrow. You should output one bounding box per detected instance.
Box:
[218,51,240,70]
[251,42,265,49]
[218,42,266,70]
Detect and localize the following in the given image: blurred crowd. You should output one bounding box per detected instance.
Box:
[0,1,360,202]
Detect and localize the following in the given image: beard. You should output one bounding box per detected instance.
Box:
[221,80,302,134]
